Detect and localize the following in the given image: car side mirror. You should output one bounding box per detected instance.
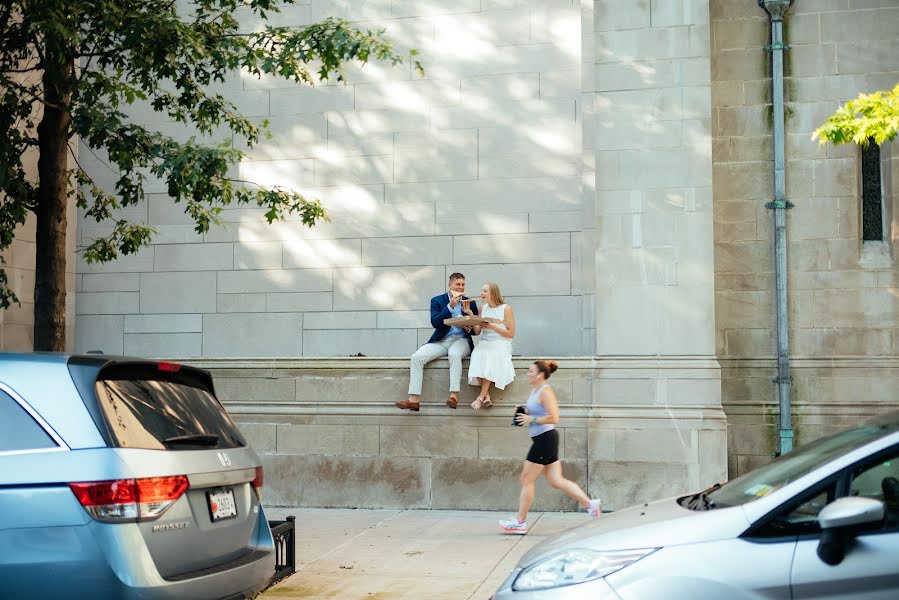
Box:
[816,497,885,566]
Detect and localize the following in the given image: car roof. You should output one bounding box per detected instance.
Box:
[0,351,140,366]
[0,353,107,448]
[0,351,73,365]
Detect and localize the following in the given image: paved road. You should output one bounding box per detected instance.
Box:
[261,508,592,600]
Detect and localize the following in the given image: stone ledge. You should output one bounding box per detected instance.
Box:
[227,401,727,422]
[212,355,727,509]
[720,356,899,369]
[182,354,724,370]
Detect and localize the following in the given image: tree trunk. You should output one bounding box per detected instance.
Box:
[34,43,73,352]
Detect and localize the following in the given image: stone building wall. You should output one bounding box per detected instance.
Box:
[73,0,593,359]
[201,0,727,512]
[26,0,899,511]
[68,0,730,510]
[1,218,36,352]
[3,200,78,352]
[64,0,899,508]
[589,0,727,507]
[710,1,899,475]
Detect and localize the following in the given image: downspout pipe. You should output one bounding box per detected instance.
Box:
[759,0,794,455]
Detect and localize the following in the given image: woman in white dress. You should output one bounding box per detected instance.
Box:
[464,282,515,410]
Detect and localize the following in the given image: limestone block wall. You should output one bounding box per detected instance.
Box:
[593,0,716,358]
[73,0,593,359]
[1,229,77,353]
[589,0,727,497]
[65,0,733,510]
[710,2,899,475]
[2,217,36,351]
[192,357,727,511]
[4,203,78,352]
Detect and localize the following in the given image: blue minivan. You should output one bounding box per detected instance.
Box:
[0,353,275,599]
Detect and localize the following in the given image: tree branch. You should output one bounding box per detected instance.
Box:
[3,64,43,74]
[69,138,118,179]
[1,76,66,111]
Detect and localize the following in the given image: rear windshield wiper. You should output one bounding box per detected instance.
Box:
[163,434,220,447]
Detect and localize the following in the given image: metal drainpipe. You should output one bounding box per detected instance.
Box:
[758,0,794,455]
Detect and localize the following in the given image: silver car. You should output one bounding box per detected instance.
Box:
[0,353,275,599]
[493,411,899,599]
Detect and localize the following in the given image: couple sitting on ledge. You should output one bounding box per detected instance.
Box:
[395,272,515,412]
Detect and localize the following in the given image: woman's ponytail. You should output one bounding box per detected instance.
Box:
[534,360,558,379]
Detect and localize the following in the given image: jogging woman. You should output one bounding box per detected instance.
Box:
[500,360,601,534]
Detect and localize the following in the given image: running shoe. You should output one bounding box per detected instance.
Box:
[499,518,528,534]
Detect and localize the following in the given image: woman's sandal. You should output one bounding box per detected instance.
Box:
[471,396,484,410]
[481,395,493,409]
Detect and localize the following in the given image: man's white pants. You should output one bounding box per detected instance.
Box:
[408,336,471,395]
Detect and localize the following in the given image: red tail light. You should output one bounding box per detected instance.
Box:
[251,466,264,501]
[137,475,189,503]
[157,361,181,372]
[70,475,189,522]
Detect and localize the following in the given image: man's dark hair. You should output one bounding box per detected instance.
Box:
[448,272,465,282]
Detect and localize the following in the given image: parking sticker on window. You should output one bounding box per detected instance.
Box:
[745,484,775,497]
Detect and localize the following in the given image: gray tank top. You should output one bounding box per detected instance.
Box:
[526,384,554,437]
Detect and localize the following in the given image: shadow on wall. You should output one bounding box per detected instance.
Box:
[74,0,713,359]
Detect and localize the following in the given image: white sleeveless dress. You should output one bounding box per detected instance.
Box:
[467,304,515,389]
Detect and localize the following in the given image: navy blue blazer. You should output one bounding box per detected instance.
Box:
[428,293,479,350]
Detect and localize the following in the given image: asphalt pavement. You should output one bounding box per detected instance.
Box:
[261,507,591,600]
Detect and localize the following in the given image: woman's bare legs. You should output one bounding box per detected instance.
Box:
[517,461,545,522]
[478,377,493,401]
[543,461,590,509]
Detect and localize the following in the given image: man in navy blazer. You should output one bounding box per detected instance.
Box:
[395,272,478,411]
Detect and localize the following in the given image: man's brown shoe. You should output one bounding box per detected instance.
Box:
[395,400,420,411]
[446,396,458,409]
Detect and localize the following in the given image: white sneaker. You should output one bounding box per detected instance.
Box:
[499,518,528,534]
[588,499,602,519]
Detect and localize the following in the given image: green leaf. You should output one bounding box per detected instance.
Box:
[814,83,899,147]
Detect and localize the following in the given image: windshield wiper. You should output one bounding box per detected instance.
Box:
[163,434,219,447]
[679,482,723,511]
[683,492,717,511]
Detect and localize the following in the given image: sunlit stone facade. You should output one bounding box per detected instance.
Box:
[61,1,899,508]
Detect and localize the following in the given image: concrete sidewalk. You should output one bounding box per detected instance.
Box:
[261,508,592,600]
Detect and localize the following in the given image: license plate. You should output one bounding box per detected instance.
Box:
[207,488,237,522]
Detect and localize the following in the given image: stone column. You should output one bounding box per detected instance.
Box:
[590,0,726,508]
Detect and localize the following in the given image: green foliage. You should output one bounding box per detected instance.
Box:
[813,83,899,147]
[0,0,422,309]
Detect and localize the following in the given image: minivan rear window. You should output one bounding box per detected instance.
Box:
[94,368,246,450]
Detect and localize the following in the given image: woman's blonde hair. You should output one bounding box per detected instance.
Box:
[485,282,505,306]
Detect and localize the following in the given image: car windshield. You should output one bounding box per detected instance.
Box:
[685,413,899,510]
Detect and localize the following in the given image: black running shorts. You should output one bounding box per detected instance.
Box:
[526,429,559,465]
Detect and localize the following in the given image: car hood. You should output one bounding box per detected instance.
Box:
[519,496,752,567]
